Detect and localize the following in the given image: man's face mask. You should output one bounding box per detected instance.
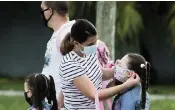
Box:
[40,8,53,27]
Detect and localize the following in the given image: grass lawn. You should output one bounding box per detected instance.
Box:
[0,78,24,90]
[150,100,175,110]
[149,85,175,94]
[1,78,175,110]
[0,96,28,110]
[1,78,175,95]
[0,96,175,110]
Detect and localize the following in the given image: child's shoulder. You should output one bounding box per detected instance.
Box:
[27,103,51,110]
[28,108,48,110]
[43,102,52,110]
[27,106,37,110]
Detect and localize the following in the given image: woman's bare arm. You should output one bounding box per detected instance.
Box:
[58,91,64,109]
[73,73,140,101]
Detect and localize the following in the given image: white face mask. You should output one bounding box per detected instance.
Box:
[81,45,97,55]
[114,65,133,83]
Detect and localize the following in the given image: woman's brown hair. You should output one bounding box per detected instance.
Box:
[60,19,97,55]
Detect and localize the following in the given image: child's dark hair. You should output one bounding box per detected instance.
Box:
[25,73,58,110]
[60,19,97,55]
[127,53,150,109]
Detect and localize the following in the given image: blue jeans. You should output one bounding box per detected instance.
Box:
[112,85,150,110]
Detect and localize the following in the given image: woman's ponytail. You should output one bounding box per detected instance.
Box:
[60,32,74,55]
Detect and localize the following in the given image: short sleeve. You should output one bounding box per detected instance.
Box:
[60,60,86,82]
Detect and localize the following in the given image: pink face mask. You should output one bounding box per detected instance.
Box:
[114,65,133,83]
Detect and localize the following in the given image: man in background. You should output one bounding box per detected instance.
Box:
[40,1,75,109]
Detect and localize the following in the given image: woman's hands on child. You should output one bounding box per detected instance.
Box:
[123,72,140,88]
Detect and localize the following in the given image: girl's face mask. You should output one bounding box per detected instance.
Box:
[24,91,32,106]
[24,82,32,106]
[114,65,133,83]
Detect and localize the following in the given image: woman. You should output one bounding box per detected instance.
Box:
[59,19,140,110]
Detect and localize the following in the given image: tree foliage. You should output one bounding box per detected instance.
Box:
[167,3,175,45]
[116,2,143,40]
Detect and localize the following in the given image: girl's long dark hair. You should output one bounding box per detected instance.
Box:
[127,53,150,109]
[25,73,58,110]
[46,75,58,110]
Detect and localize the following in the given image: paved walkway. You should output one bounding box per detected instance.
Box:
[150,94,175,100]
[0,90,175,100]
[0,90,23,96]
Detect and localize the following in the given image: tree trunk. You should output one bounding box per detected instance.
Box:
[96,1,116,60]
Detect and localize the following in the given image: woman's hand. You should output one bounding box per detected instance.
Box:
[123,72,140,88]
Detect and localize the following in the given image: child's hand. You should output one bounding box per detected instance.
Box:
[123,73,140,88]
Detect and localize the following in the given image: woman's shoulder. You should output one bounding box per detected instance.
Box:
[61,51,75,63]
[60,54,81,71]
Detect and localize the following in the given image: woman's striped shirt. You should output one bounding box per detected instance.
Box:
[58,51,102,110]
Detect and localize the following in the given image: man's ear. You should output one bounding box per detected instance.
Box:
[49,8,53,15]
